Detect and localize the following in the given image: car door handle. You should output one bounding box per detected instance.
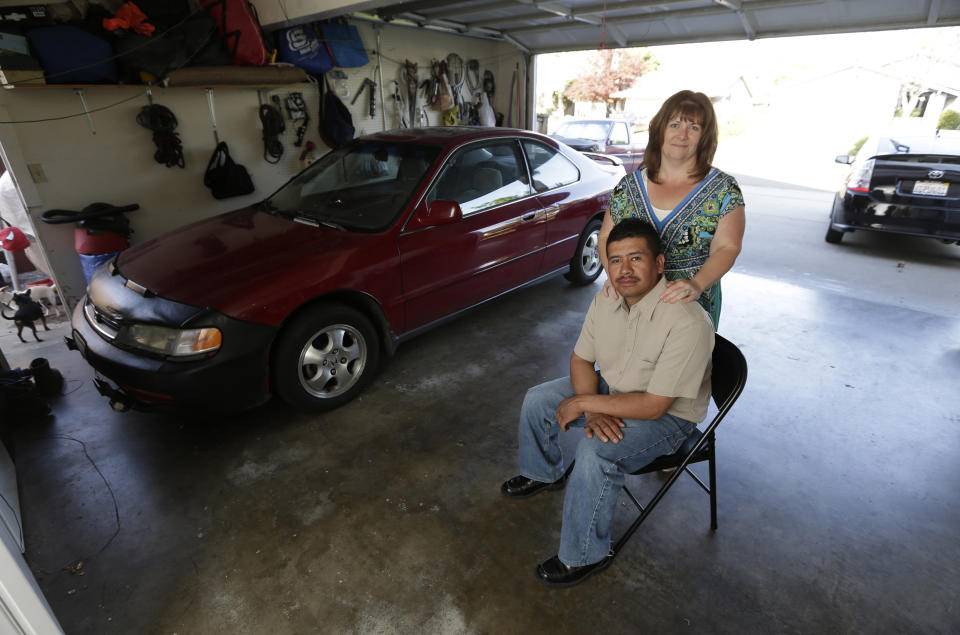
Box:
[540,204,561,221]
[521,211,538,222]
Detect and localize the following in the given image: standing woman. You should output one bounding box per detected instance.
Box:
[599,90,745,328]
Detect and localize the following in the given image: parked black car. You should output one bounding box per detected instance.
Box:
[827,131,960,244]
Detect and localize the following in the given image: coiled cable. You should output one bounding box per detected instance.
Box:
[136,104,185,168]
[259,97,286,164]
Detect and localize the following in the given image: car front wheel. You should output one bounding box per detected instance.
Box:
[566,218,603,285]
[273,304,380,411]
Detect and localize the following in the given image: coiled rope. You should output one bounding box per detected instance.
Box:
[259,96,286,164]
[136,104,185,168]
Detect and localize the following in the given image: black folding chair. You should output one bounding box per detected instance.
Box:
[611,334,747,557]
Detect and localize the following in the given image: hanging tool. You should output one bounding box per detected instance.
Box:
[402,60,418,127]
[446,53,464,112]
[284,92,309,147]
[390,79,408,128]
[375,28,386,130]
[351,78,376,118]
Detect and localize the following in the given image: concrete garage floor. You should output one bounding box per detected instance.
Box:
[4,183,960,633]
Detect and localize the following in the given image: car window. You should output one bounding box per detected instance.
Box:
[265,142,440,232]
[554,122,610,142]
[522,141,580,193]
[427,140,532,215]
[609,123,629,145]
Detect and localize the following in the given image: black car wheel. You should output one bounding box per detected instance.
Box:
[825,225,844,244]
[566,218,603,285]
[273,304,380,410]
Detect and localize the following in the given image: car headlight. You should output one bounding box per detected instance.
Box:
[845,158,875,192]
[118,324,222,358]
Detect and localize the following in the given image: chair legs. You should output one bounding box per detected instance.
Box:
[708,435,718,531]
[612,453,718,557]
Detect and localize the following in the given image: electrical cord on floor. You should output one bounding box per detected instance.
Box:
[136,104,185,168]
[48,434,122,558]
[259,97,286,164]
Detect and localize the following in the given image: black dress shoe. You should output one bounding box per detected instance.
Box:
[501,474,567,498]
[535,554,614,587]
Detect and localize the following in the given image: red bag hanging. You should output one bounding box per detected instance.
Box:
[201,0,267,66]
[0,226,29,252]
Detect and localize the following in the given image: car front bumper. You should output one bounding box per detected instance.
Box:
[68,297,277,412]
[831,191,960,241]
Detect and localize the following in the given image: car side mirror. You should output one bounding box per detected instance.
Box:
[835,154,855,164]
[421,200,462,226]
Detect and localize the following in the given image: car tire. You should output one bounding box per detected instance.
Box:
[565,218,603,285]
[825,225,844,244]
[272,304,380,411]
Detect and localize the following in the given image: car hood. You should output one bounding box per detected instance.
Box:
[551,135,603,151]
[116,207,390,322]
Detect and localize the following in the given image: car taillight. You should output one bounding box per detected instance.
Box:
[846,158,875,192]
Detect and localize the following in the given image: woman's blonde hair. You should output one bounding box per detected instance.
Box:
[643,90,718,183]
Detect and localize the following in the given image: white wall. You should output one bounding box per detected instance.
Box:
[0,20,527,306]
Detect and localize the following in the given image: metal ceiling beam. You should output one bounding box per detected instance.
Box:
[379,0,467,16]
[425,0,692,23]
[504,0,821,35]
[427,0,525,20]
[737,8,757,38]
[606,23,628,47]
[714,0,758,39]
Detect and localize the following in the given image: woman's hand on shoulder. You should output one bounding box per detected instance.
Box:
[661,278,701,304]
[602,276,619,300]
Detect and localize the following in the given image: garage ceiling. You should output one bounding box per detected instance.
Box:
[349,0,960,53]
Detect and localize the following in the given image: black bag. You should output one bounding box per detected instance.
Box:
[318,74,354,149]
[203,142,255,199]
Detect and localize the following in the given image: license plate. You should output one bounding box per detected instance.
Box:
[913,180,949,196]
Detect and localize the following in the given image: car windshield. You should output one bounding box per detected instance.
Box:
[864,132,960,159]
[264,141,441,232]
[554,122,611,142]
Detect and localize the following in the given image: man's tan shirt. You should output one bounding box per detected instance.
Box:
[573,276,714,423]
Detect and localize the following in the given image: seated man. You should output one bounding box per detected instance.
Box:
[501,217,714,587]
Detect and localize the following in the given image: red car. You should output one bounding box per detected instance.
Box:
[67,127,623,412]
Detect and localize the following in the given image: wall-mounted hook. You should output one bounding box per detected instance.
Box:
[74,88,95,135]
[205,87,220,145]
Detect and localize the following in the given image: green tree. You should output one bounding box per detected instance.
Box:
[564,49,655,117]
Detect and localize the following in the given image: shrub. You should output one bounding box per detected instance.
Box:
[938,109,960,130]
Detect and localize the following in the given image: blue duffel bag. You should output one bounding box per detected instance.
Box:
[277,24,333,74]
[26,25,118,83]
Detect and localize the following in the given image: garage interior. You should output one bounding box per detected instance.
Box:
[2,0,960,633]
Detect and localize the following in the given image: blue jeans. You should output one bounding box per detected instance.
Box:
[516,375,697,566]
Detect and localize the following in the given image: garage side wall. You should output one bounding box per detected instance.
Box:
[0,22,527,307]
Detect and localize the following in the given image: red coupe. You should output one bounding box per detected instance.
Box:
[67,127,624,411]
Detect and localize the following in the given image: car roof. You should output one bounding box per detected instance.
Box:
[360,127,557,149]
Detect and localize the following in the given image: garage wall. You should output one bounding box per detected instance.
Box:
[0,20,527,306]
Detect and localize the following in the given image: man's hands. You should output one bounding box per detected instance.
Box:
[555,395,585,430]
[585,413,625,443]
[556,395,625,443]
